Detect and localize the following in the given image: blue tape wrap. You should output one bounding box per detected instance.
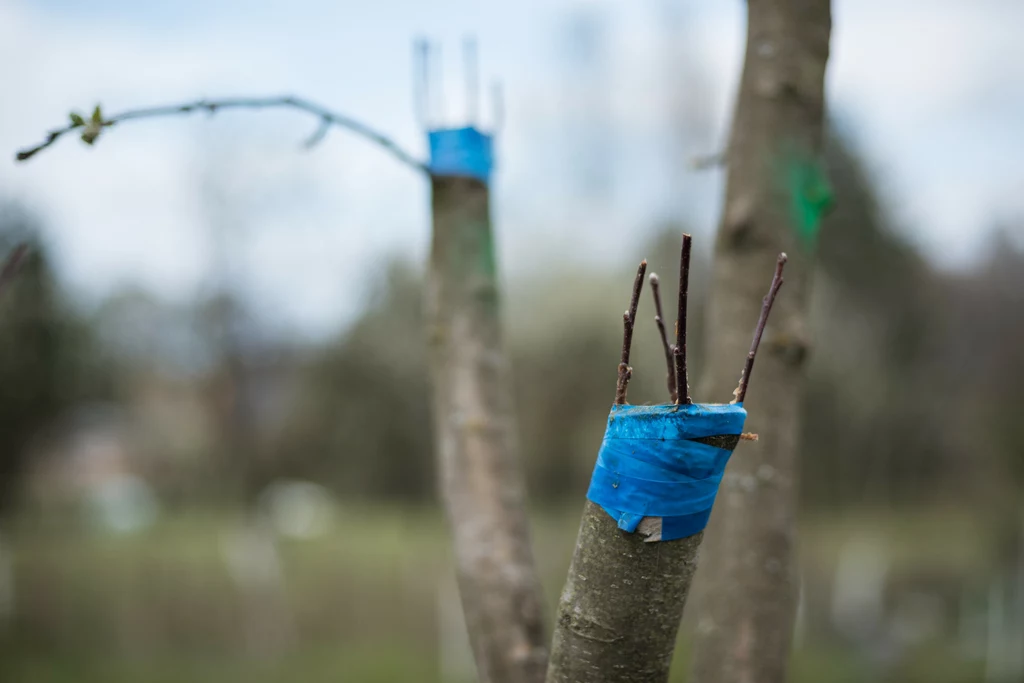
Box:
[585,403,747,541]
[427,127,494,183]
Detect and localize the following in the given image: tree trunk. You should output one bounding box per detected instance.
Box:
[689,2,832,683]
[547,501,703,683]
[547,401,750,683]
[426,175,548,683]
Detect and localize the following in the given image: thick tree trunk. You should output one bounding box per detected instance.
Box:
[426,175,548,683]
[689,2,831,683]
[547,501,703,683]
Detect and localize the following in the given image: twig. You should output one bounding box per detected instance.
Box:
[674,234,692,405]
[0,244,28,297]
[615,260,647,405]
[649,273,678,403]
[690,151,726,171]
[15,96,428,174]
[732,253,788,404]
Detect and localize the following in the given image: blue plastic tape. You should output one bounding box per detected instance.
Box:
[586,403,747,541]
[427,127,494,183]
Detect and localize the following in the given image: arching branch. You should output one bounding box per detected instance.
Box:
[15,96,428,174]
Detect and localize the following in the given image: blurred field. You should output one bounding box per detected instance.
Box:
[0,504,997,683]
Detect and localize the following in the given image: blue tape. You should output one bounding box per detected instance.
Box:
[427,127,494,183]
[586,403,746,541]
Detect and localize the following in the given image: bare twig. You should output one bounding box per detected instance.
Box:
[615,259,647,405]
[15,96,427,173]
[690,151,726,171]
[0,244,28,297]
[649,273,678,403]
[731,253,788,404]
[674,234,692,405]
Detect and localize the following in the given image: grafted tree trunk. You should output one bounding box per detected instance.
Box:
[427,175,548,683]
[690,2,832,683]
[546,241,782,683]
[547,502,703,683]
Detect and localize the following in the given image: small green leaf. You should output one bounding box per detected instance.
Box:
[69,112,85,127]
[81,125,102,146]
[81,105,104,145]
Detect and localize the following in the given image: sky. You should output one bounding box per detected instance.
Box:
[2,0,1022,337]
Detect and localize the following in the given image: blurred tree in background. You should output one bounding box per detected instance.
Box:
[274,261,434,501]
[805,128,1024,518]
[0,204,112,515]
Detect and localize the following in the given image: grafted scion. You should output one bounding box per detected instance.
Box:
[611,234,787,408]
[614,259,647,405]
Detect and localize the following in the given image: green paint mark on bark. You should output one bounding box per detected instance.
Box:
[786,159,834,247]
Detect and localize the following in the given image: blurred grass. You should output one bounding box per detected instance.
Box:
[0,504,991,682]
[3,644,438,683]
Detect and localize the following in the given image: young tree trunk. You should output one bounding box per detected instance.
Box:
[426,175,548,683]
[689,2,832,683]
[546,501,703,683]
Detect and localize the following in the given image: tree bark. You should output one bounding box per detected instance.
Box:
[689,2,831,683]
[547,501,703,683]
[427,175,548,683]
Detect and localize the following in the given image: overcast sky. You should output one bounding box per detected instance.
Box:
[2,0,1022,337]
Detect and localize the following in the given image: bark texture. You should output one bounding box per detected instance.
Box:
[547,501,703,683]
[689,2,832,683]
[427,176,548,683]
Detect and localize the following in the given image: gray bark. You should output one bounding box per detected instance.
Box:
[427,175,548,683]
[689,2,832,683]
[547,501,703,683]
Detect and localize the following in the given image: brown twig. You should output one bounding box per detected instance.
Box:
[649,273,678,403]
[15,96,427,173]
[615,259,647,405]
[732,253,788,404]
[674,234,692,404]
[0,244,28,297]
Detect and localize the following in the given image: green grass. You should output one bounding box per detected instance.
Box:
[3,644,439,683]
[0,504,996,682]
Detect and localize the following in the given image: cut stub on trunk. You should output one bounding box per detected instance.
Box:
[546,403,746,683]
[588,403,746,543]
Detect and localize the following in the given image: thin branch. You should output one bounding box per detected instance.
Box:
[732,253,788,404]
[649,273,678,403]
[15,96,428,174]
[301,116,332,149]
[615,259,647,405]
[674,234,692,405]
[491,81,505,132]
[690,151,726,171]
[413,39,431,127]
[0,244,28,297]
